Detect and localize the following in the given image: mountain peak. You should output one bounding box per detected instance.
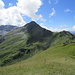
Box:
[29,21,37,24]
[24,21,41,33]
[23,21,53,43]
[25,21,39,28]
[24,21,52,34]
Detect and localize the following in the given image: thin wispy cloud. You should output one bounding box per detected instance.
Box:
[49,0,58,4]
[0,0,44,26]
[49,8,56,17]
[40,24,71,32]
[60,24,66,28]
[64,9,72,12]
[8,3,12,6]
[49,25,75,32]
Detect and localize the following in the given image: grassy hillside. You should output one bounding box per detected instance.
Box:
[0,43,75,75]
[0,21,75,75]
[0,22,53,66]
[0,24,75,66]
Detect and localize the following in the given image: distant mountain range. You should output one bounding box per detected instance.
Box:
[0,24,75,35]
[0,25,18,35]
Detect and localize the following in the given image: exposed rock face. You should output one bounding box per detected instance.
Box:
[24,21,53,43]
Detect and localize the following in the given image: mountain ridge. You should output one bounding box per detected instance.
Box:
[0,21,75,66]
[0,25,18,35]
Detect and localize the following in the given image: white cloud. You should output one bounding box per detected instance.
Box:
[49,8,56,17]
[49,27,70,32]
[40,24,75,32]
[40,24,69,32]
[64,9,72,12]
[38,14,46,22]
[0,0,43,26]
[49,25,75,32]
[40,23,50,30]
[17,0,42,21]
[0,0,5,9]
[69,25,75,31]
[0,6,26,26]
[73,25,75,29]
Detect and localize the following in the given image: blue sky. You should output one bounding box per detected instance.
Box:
[0,0,75,31]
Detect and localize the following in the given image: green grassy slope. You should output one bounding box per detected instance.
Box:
[0,27,29,66]
[0,42,75,75]
[0,22,53,66]
[0,21,75,75]
[0,27,75,67]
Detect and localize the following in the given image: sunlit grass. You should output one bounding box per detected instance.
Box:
[0,43,75,75]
